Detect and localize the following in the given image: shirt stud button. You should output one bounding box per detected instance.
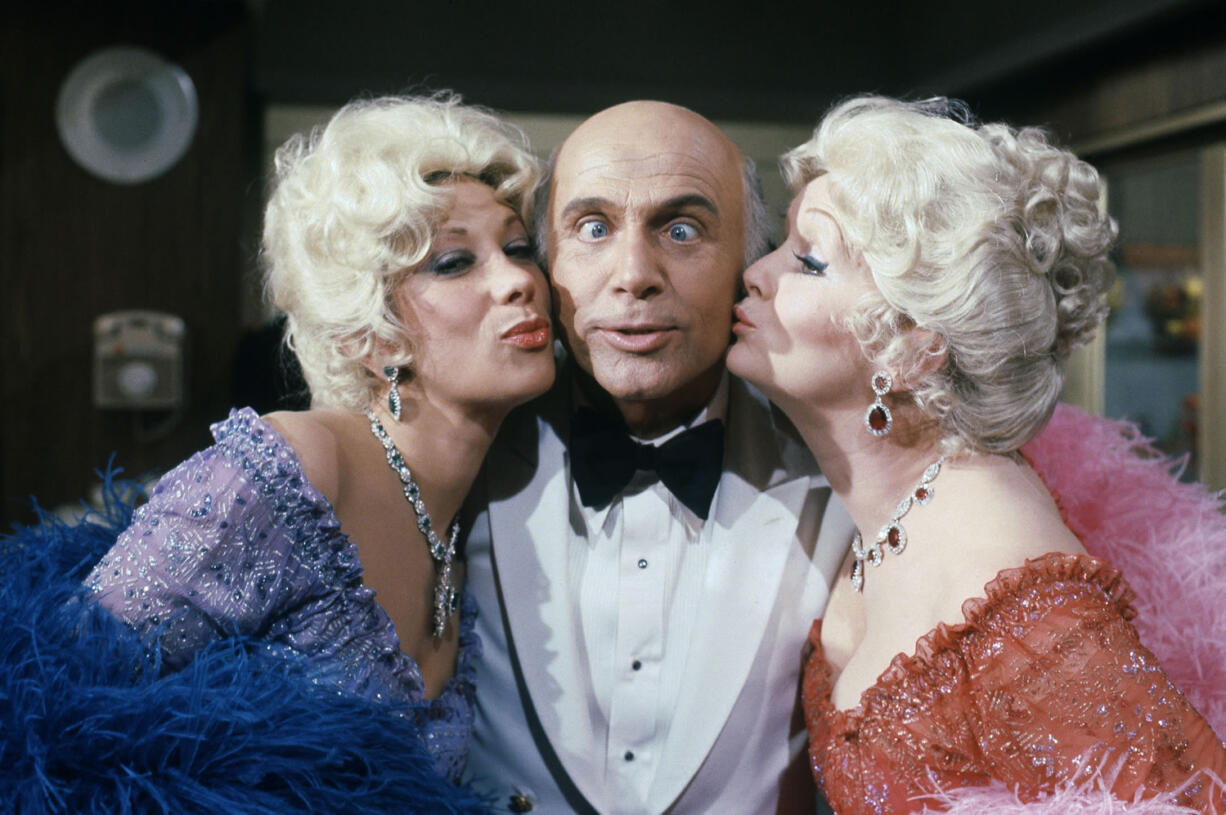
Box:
[508,793,533,812]
[624,750,635,762]
[637,558,648,569]
[632,659,642,671]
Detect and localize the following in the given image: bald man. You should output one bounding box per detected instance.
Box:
[463,102,853,814]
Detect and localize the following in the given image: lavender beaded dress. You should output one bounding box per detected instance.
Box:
[85,407,479,783]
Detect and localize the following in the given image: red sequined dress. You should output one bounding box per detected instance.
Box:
[803,553,1226,813]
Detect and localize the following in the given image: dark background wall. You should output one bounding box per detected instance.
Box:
[249,0,1226,143]
[2,2,255,525]
[3,0,1225,525]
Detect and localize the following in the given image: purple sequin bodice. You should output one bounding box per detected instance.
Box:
[86,407,479,782]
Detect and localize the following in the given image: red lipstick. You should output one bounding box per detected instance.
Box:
[503,316,551,349]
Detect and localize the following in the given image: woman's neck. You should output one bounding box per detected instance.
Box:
[786,400,945,540]
[370,392,504,529]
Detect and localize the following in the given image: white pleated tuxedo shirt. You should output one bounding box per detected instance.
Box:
[570,377,728,812]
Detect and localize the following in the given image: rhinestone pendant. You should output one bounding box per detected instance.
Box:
[881,522,906,555]
[433,582,457,638]
[850,558,864,592]
[848,455,944,591]
[865,403,892,436]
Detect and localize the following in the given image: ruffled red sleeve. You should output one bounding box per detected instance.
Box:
[804,553,1226,814]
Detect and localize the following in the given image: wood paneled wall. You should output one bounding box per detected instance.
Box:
[1,3,255,525]
[975,10,1226,155]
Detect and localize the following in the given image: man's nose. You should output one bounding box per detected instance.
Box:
[609,231,664,297]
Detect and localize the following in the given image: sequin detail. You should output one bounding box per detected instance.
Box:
[803,553,1226,813]
[85,407,479,782]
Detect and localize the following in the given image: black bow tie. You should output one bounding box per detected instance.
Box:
[569,407,724,520]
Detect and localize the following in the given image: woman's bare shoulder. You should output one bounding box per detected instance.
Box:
[915,458,1084,615]
[262,409,355,504]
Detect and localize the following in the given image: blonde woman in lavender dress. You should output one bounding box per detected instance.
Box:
[86,94,554,786]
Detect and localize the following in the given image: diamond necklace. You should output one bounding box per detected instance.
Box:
[850,456,944,591]
[364,409,460,639]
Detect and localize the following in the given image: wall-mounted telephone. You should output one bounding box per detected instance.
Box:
[93,310,186,409]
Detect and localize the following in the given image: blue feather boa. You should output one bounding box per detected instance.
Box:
[1,470,489,814]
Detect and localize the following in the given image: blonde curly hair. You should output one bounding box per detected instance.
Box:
[783,95,1116,455]
[262,93,541,410]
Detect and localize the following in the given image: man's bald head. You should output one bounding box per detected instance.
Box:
[536,102,770,272]
[541,100,769,434]
[560,100,740,173]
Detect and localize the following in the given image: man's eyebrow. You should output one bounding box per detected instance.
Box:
[558,196,616,222]
[660,194,718,216]
[557,194,720,222]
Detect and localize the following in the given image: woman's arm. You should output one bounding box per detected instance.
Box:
[967,556,1226,811]
[85,442,298,670]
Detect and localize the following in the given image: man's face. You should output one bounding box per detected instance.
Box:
[547,101,746,431]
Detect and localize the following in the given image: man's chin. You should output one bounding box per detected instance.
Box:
[595,361,727,402]
[593,377,678,403]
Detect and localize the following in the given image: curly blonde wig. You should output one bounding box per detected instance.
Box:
[262,93,541,409]
[783,95,1117,455]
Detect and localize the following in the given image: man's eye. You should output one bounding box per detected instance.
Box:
[668,223,698,242]
[578,221,609,240]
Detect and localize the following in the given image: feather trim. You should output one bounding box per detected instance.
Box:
[919,404,1226,813]
[0,469,489,814]
[1022,404,1226,735]
[919,753,1219,813]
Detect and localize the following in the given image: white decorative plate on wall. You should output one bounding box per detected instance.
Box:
[56,46,199,184]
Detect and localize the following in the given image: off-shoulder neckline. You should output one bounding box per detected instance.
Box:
[210,407,479,704]
[811,552,1137,726]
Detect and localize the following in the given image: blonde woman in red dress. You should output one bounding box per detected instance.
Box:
[728,95,1226,813]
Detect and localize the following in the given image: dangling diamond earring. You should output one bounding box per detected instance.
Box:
[864,371,892,437]
[384,366,402,421]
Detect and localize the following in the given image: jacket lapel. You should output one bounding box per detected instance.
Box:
[647,378,826,810]
[484,383,612,808]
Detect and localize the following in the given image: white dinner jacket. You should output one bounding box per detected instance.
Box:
[463,370,854,814]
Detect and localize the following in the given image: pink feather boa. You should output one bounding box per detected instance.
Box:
[915,403,1226,814]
